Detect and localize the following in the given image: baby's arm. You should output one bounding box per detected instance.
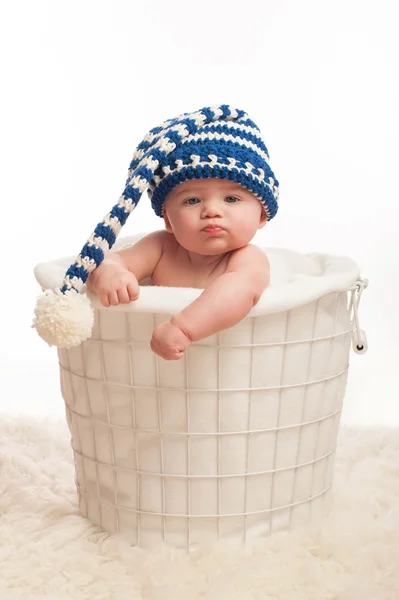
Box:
[151,245,270,359]
[171,245,270,341]
[86,230,166,307]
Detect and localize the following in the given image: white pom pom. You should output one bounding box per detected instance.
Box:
[32,288,95,348]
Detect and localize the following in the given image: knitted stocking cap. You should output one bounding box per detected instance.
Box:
[33,104,279,348]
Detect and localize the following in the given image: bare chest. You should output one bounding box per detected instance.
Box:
[152,247,230,289]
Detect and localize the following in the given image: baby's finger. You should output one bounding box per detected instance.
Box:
[100,294,110,308]
[117,288,130,304]
[108,291,120,306]
[127,282,139,301]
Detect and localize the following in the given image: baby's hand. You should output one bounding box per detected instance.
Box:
[87,265,140,308]
[150,320,192,360]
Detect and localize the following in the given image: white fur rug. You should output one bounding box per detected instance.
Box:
[1,417,398,600]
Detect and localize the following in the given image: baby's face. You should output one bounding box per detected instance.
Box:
[163,178,267,255]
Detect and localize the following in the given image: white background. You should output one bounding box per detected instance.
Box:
[1,0,398,425]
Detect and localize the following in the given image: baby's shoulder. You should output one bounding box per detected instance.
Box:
[121,228,170,250]
[227,244,269,270]
[158,229,178,248]
[132,229,175,254]
[227,245,270,299]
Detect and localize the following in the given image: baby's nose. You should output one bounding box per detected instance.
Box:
[202,199,224,216]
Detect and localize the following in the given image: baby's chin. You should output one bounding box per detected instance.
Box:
[173,229,254,253]
[182,240,245,255]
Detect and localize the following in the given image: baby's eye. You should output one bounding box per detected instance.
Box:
[184,197,200,205]
[224,196,240,203]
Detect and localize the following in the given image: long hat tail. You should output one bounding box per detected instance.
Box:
[32,106,250,348]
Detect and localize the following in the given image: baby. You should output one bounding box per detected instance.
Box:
[33,104,279,352]
[86,177,270,360]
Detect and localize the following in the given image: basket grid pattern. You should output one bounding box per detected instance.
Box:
[59,288,355,549]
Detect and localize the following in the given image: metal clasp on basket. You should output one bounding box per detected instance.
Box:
[351,277,369,355]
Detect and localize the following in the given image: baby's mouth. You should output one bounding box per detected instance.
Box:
[202,225,223,232]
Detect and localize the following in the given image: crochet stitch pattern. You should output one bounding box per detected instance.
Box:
[62,104,279,295]
[33,104,279,348]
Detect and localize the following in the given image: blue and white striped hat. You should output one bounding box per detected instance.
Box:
[33,104,279,348]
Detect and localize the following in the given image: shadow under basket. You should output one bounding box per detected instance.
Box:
[34,235,369,550]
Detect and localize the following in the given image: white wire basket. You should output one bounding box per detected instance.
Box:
[35,238,368,550]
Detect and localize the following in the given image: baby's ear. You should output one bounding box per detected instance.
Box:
[258,207,268,228]
[163,211,173,233]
